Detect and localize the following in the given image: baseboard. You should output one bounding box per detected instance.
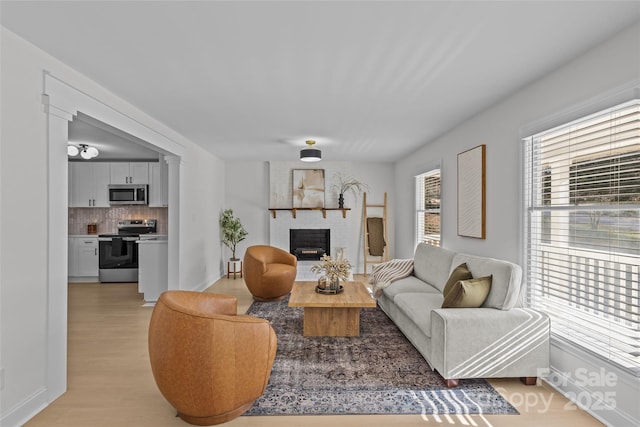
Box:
[543,338,640,427]
[191,273,224,292]
[0,386,48,427]
[67,276,99,283]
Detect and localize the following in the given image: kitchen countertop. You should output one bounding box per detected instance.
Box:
[69,234,168,238]
[136,237,168,244]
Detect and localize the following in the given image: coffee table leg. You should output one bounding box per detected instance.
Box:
[303,307,360,337]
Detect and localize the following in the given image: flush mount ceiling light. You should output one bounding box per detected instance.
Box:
[68,143,99,160]
[300,140,321,162]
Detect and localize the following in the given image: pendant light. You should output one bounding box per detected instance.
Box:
[300,140,321,162]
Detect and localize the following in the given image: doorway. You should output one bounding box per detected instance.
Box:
[43,73,184,403]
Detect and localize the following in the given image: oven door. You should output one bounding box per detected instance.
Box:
[99,238,138,269]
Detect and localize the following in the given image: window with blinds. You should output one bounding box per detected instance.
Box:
[416,168,441,247]
[523,99,640,375]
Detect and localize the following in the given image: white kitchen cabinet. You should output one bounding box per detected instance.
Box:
[148,161,168,207]
[110,162,149,184]
[77,238,99,276]
[68,237,99,280]
[69,162,110,207]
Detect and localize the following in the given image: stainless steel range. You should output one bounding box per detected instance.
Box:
[98,219,157,282]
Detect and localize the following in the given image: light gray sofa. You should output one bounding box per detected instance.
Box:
[377,243,550,387]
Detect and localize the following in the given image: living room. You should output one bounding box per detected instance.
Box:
[1,1,639,427]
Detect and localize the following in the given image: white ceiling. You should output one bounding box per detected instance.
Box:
[69,113,162,161]
[2,1,639,162]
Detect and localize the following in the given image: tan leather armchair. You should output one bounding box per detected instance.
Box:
[148,291,277,425]
[243,245,297,301]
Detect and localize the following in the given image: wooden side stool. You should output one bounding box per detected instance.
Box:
[227,260,243,279]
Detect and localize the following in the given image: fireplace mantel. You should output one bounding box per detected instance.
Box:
[268,208,351,219]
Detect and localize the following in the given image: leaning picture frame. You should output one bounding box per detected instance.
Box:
[457,145,486,239]
[292,169,325,208]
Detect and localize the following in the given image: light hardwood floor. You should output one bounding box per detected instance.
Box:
[25,276,604,427]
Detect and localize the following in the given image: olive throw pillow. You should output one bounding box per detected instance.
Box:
[442,275,493,308]
[442,263,473,297]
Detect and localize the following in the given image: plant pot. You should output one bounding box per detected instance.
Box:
[338,193,344,209]
[228,259,242,275]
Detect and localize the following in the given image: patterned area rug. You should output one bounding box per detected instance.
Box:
[244,297,518,416]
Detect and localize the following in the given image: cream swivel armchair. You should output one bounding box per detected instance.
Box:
[243,245,297,301]
[148,291,277,425]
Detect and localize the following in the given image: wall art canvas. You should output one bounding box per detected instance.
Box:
[457,145,486,239]
[292,169,325,208]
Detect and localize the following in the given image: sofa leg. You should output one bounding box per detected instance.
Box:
[443,378,459,388]
[520,376,537,386]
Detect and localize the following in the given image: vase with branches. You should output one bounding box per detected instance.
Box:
[219,209,248,260]
[331,173,368,208]
[311,254,352,291]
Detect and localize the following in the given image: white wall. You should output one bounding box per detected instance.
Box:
[224,161,271,265]
[225,160,395,273]
[0,27,226,425]
[394,22,640,427]
[179,146,226,290]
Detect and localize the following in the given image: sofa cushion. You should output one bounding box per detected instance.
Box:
[413,243,456,292]
[442,263,473,298]
[382,275,441,300]
[442,275,492,308]
[394,292,444,338]
[451,253,522,310]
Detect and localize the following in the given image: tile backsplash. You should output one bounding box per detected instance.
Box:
[68,207,168,235]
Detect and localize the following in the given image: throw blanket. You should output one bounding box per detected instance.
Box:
[368,259,414,298]
[367,217,386,256]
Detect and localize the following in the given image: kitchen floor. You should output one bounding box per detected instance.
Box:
[24,278,603,427]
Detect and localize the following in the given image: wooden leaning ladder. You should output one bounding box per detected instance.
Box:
[363,192,388,275]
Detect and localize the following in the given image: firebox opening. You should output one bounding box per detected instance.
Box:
[290,229,330,261]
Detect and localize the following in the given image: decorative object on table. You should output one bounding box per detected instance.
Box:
[457,144,486,239]
[292,169,325,208]
[220,209,248,271]
[310,253,352,294]
[316,276,331,290]
[331,172,368,208]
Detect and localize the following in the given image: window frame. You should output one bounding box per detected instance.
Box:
[415,166,442,248]
[522,98,640,376]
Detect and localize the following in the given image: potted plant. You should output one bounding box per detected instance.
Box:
[311,254,352,293]
[331,173,368,208]
[220,209,248,274]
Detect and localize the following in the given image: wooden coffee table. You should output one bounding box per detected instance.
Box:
[288,281,376,337]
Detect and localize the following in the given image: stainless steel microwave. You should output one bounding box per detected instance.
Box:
[108,184,148,205]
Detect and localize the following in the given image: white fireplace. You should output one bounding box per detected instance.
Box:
[268,160,359,280]
[269,211,351,280]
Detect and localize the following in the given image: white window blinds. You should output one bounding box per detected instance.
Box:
[524,99,640,374]
[416,169,441,247]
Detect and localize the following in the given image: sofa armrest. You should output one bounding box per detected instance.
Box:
[430,307,549,379]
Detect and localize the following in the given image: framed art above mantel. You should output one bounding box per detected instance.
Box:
[292,169,325,208]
